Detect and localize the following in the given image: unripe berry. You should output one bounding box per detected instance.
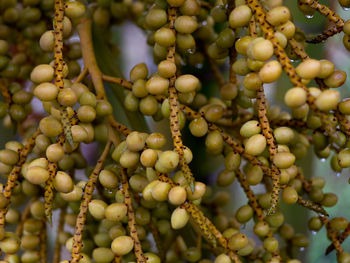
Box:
[152,181,171,202]
[266,6,291,26]
[273,152,295,169]
[318,60,334,79]
[146,9,167,30]
[111,236,134,256]
[168,186,187,205]
[88,200,107,220]
[54,171,74,193]
[26,166,49,185]
[171,207,189,229]
[30,64,54,84]
[229,5,252,28]
[263,236,279,252]
[175,74,199,93]
[282,186,298,204]
[296,59,321,79]
[284,87,307,108]
[228,233,248,250]
[174,16,198,34]
[105,203,127,222]
[34,82,59,101]
[324,70,347,88]
[158,60,176,78]
[39,30,54,52]
[65,1,86,18]
[240,120,261,138]
[214,254,231,263]
[130,63,148,81]
[154,28,176,47]
[248,38,274,61]
[315,90,340,112]
[145,76,169,95]
[244,134,266,156]
[189,117,208,137]
[259,60,282,83]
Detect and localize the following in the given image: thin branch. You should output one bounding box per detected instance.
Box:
[256,86,280,214]
[320,216,343,255]
[102,75,133,89]
[121,168,146,263]
[0,128,40,229]
[70,141,111,263]
[44,161,58,224]
[166,6,195,189]
[236,170,264,221]
[53,0,73,146]
[74,67,88,83]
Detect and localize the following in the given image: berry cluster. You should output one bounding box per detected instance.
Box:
[0,0,350,262]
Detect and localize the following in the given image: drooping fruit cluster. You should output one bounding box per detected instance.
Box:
[0,0,350,262]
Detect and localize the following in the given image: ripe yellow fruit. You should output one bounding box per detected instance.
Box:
[175,74,199,93]
[171,207,189,229]
[111,236,134,256]
[26,166,49,185]
[105,203,128,222]
[33,82,58,101]
[244,134,267,156]
[284,87,307,108]
[168,186,187,205]
[296,59,321,80]
[259,60,282,83]
[30,64,54,84]
[315,90,340,112]
[229,5,252,28]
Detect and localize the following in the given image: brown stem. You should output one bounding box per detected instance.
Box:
[166,6,195,189]
[256,86,280,214]
[307,25,342,44]
[77,18,105,99]
[53,0,73,146]
[236,170,264,221]
[102,75,133,89]
[74,67,89,83]
[0,128,40,230]
[70,141,111,262]
[320,216,343,255]
[44,161,58,224]
[297,197,328,216]
[121,168,146,263]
